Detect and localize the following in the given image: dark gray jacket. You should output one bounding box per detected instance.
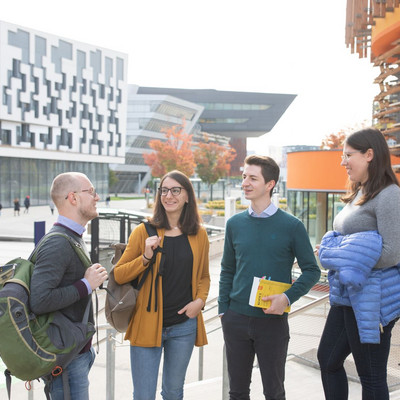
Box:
[30,225,93,325]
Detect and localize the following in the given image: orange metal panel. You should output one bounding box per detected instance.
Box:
[372,7,400,57]
[287,151,348,191]
[287,150,400,192]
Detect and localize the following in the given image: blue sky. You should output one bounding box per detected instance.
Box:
[2,0,378,150]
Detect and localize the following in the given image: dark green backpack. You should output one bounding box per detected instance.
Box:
[0,232,94,399]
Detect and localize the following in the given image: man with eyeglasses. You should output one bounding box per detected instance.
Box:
[30,172,108,400]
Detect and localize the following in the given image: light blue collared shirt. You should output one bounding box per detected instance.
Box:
[57,215,86,236]
[56,216,91,293]
[248,202,278,218]
[248,202,290,306]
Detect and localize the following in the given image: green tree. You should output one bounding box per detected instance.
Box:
[108,168,119,194]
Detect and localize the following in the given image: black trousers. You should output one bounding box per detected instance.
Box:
[317,305,396,400]
[221,308,289,400]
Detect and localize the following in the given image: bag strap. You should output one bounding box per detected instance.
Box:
[137,221,159,292]
[29,232,91,269]
[141,221,166,312]
[103,221,162,313]
[5,369,11,400]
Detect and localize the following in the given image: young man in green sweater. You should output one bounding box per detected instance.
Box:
[218,155,320,400]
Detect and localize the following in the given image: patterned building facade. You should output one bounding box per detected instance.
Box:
[0,21,128,206]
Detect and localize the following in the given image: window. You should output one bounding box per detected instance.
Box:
[198,102,270,111]
[1,129,11,145]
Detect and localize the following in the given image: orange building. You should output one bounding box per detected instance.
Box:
[285,2,400,247]
[286,149,400,247]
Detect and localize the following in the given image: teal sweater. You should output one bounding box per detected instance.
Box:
[218,209,320,317]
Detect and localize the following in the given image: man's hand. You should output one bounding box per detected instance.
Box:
[84,263,108,290]
[178,298,204,319]
[261,293,288,315]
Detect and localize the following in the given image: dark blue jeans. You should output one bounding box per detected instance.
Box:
[317,306,396,400]
[221,309,289,400]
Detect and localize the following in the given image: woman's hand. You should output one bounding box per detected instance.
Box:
[178,298,205,319]
[143,235,161,264]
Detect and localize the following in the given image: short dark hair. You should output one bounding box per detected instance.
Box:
[244,155,280,196]
[150,170,201,235]
[342,127,399,204]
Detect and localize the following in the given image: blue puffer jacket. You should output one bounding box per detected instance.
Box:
[319,230,400,344]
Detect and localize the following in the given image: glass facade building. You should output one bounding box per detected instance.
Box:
[287,190,343,248]
[0,157,108,206]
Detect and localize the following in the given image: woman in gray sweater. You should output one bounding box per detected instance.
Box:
[317,128,400,400]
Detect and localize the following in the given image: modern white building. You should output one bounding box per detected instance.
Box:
[112,84,293,194]
[110,85,206,193]
[0,21,127,206]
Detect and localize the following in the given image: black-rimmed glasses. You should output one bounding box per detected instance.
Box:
[158,187,184,196]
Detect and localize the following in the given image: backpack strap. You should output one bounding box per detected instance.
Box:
[5,369,11,400]
[102,221,162,313]
[29,232,91,269]
[138,221,159,293]
[142,221,165,312]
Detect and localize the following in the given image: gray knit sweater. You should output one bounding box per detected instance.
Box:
[30,225,93,324]
[333,184,400,269]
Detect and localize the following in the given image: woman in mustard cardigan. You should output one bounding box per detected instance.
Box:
[114,170,210,400]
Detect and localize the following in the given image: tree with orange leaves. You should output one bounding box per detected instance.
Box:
[143,124,195,178]
[194,134,236,185]
[320,130,347,149]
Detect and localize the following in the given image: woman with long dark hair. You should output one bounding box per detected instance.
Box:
[317,128,400,399]
[114,170,210,400]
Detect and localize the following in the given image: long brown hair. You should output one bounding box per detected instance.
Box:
[342,128,399,205]
[149,170,201,235]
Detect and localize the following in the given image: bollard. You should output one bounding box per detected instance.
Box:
[198,346,204,381]
[34,221,46,245]
[224,197,236,226]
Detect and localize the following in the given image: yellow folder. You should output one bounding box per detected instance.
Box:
[249,277,292,312]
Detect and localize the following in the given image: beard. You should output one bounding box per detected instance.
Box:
[79,204,99,223]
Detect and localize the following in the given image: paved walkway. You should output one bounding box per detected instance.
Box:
[1,201,400,399]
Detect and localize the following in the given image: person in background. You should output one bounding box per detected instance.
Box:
[219,155,320,400]
[114,170,210,400]
[24,195,30,213]
[30,172,108,400]
[49,200,55,215]
[13,198,20,216]
[317,128,400,400]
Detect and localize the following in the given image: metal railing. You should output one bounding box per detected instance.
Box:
[9,237,400,399]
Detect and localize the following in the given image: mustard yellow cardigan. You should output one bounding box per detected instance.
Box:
[114,223,210,347]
